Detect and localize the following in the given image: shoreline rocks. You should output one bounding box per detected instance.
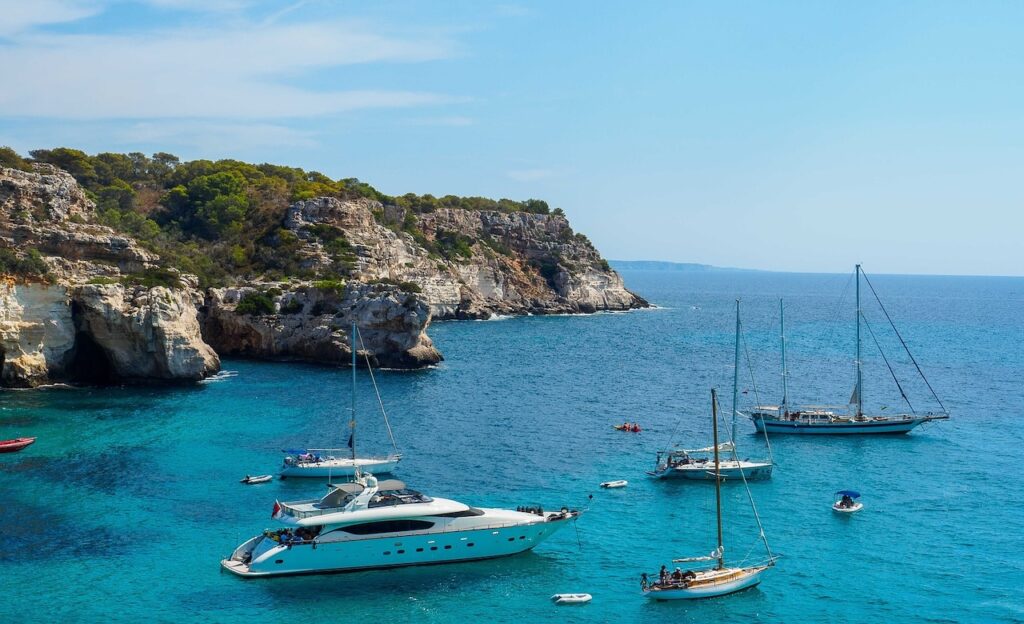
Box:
[201,281,441,370]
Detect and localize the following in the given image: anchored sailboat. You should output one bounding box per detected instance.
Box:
[280,323,402,478]
[651,301,773,481]
[642,389,776,600]
[749,266,949,435]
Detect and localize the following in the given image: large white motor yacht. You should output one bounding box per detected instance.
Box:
[221,473,580,577]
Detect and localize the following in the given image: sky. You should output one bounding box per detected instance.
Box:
[1,0,1022,276]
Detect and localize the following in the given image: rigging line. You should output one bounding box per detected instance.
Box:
[741,326,774,465]
[861,312,915,413]
[860,271,948,414]
[714,392,774,564]
[356,327,401,454]
[824,271,855,352]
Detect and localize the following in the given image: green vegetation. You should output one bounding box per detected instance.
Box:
[0,247,50,280]
[121,267,183,289]
[312,279,347,294]
[0,146,32,172]
[3,147,569,288]
[390,193,550,215]
[280,298,304,314]
[369,277,423,293]
[235,291,275,315]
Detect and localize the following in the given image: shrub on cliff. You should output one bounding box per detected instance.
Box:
[236,291,276,315]
[121,267,183,289]
[0,147,33,172]
[0,247,50,280]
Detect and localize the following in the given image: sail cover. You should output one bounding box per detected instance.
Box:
[687,442,735,454]
[673,547,722,563]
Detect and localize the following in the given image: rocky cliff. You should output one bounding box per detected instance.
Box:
[0,165,439,386]
[285,197,647,319]
[0,165,220,386]
[201,282,440,369]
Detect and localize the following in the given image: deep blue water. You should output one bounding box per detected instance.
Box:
[2,270,1023,623]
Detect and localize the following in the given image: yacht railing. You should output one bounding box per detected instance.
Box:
[268,513,575,546]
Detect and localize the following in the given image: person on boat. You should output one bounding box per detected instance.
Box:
[671,568,683,582]
[640,573,649,590]
[840,494,854,508]
[659,565,668,584]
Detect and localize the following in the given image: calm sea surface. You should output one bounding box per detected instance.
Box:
[2,270,1022,623]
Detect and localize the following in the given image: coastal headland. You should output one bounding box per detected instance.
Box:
[0,148,646,386]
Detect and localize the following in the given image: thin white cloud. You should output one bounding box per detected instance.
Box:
[506,168,556,181]
[117,120,318,150]
[0,0,101,37]
[0,20,459,119]
[130,0,253,12]
[407,115,475,127]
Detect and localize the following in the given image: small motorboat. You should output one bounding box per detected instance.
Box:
[0,437,36,453]
[832,490,863,513]
[613,423,641,432]
[240,475,273,485]
[600,480,628,489]
[551,593,592,605]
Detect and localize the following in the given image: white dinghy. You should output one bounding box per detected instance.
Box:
[600,480,628,489]
[551,593,592,605]
[240,475,273,484]
[832,490,864,514]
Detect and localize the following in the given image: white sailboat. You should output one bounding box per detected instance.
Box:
[642,389,776,600]
[280,323,401,478]
[651,301,773,481]
[750,266,950,435]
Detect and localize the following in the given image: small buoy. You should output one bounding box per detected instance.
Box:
[600,480,628,489]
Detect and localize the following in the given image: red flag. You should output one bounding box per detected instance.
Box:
[271,500,282,519]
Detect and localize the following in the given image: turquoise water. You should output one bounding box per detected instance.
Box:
[2,270,1022,623]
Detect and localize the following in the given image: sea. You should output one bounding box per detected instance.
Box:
[2,269,1022,623]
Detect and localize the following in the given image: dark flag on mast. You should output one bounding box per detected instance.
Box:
[348,433,354,449]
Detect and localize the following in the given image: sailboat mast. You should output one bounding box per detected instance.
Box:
[351,322,357,462]
[855,264,863,417]
[731,300,741,439]
[780,299,789,416]
[711,388,724,570]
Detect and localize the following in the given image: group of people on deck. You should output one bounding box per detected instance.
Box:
[641,565,699,590]
[264,527,319,545]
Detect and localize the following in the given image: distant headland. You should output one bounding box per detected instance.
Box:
[611,260,762,273]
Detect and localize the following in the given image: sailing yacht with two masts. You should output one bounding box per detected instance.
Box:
[642,389,776,599]
[280,323,401,477]
[749,265,949,435]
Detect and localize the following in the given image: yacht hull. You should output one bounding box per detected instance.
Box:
[752,416,928,435]
[651,462,772,481]
[222,515,574,578]
[279,457,400,478]
[644,566,768,600]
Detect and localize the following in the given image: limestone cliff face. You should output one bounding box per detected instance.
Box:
[285,197,648,319]
[201,282,441,369]
[0,165,218,387]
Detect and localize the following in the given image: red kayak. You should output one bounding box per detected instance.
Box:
[0,437,36,453]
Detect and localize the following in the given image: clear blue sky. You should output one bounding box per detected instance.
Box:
[2,1,1021,276]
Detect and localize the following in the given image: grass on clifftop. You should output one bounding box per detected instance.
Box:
[3,147,557,289]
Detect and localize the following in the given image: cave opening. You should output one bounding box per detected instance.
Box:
[68,303,117,385]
